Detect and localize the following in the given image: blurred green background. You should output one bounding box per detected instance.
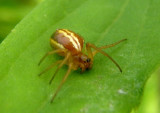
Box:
[0,0,159,113]
[0,0,42,42]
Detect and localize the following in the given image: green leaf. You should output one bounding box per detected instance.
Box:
[0,0,160,113]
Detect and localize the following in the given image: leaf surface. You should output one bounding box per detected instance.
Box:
[0,0,160,113]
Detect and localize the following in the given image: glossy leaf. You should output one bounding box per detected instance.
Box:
[0,0,160,113]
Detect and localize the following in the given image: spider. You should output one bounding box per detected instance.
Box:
[38,29,127,103]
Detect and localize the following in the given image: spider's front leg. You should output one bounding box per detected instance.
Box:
[86,43,122,72]
[92,39,127,55]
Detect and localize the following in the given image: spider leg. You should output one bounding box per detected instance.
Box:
[93,39,127,56]
[38,60,62,76]
[49,52,71,84]
[87,43,122,72]
[50,63,73,103]
[86,43,93,61]
[38,49,65,65]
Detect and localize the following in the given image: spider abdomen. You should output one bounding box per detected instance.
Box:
[50,29,84,55]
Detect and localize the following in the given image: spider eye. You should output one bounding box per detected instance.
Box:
[86,58,91,62]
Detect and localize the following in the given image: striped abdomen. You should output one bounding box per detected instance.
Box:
[50,29,84,55]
